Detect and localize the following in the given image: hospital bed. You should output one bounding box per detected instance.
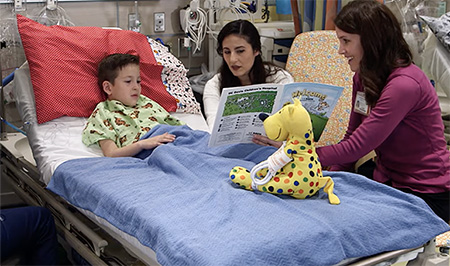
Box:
[1,17,450,266]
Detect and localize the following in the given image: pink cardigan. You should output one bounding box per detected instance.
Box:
[317,64,450,194]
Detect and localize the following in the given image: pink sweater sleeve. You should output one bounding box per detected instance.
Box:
[317,73,421,169]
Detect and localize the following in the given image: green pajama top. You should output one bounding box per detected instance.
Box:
[82,95,185,148]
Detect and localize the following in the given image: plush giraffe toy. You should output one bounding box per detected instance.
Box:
[229,99,340,204]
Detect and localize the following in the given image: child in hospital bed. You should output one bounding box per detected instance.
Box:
[82,53,185,157]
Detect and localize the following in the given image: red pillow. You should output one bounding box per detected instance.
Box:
[16,15,177,124]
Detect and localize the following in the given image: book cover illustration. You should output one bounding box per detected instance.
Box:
[277,82,343,141]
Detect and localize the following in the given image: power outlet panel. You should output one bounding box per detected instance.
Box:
[154,12,165,32]
[177,38,189,58]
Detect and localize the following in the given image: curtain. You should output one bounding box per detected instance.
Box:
[291,0,385,35]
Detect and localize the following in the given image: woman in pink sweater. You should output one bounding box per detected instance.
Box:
[254,0,450,222]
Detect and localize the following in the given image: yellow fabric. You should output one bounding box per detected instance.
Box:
[286,30,353,147]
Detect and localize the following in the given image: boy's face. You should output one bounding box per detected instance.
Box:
[103,64,141,107]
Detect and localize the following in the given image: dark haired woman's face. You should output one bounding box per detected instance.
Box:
[221,34,259,85]
[335,27,363,72]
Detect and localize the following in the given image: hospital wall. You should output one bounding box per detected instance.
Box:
[30,1,208,75]
[0,1,210,131]
[1,0,449,132]
[0,0,284,131]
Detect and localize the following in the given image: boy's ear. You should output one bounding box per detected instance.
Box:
[102,81,112,95]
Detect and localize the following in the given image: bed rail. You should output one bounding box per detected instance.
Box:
[1,144,109,265]
[349,246,424,266]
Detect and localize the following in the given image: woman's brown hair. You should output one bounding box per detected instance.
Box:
[334,0,412,106]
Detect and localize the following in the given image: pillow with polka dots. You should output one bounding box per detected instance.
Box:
[420,12,450,53]
[147,38,201,114]
[16,14,180,124]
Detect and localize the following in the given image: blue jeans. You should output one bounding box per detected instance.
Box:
[1,206,57,265]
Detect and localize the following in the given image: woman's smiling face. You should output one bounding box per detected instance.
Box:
[335,27,364,72]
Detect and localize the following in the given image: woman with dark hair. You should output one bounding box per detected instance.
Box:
[203,19,293,130]
[254,0,450,222]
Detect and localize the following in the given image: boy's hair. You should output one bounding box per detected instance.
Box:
[97,53,140,89]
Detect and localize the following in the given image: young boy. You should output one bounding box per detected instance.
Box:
[82,53,185,157]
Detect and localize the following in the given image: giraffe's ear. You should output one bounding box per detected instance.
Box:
[294,98,302,107]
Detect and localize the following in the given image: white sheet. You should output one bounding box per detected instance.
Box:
[31,114,209,185]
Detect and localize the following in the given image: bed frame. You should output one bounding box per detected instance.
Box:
[1,131,449,266]
[0,133,156,265]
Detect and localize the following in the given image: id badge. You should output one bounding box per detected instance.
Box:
[354,91,370,116]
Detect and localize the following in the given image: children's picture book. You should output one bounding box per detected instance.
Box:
[208,82,344,147]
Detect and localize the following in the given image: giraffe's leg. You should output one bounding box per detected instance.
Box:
[230,167,253,190]
[318,176,340,204]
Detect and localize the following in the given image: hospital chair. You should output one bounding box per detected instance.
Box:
[285,30,376,169]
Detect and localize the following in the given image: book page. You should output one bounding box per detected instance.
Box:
[208,84,282,147]
[274,82,344,142]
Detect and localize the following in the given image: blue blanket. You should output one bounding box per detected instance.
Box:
[48,125,450,266]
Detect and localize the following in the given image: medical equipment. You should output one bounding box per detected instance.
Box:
[181,0,208,54]
[421,30,450,143]
[261,0,269,22]
[34,0,74,26]
[128,0,141,32]
[205,0,257,31]
[1,3,27,140]
[2,77,449,265]
[14,0,26,13]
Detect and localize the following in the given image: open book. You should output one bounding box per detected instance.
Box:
[208,82,344,147]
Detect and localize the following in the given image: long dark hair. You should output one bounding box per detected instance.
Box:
[216,19,278,92]
[334,0,412,106]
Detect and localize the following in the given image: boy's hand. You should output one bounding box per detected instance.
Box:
[138,132,176,150]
